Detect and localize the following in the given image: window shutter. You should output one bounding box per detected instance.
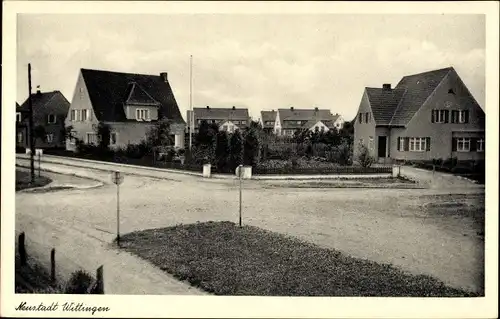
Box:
[444,110,449,123]
[426,137,431,151]
[470,138,477,151]
[397,137,401,151]
[465,110,470,123]
[404,137,409,151]
[452,138,457,151]
[431,110,435,123]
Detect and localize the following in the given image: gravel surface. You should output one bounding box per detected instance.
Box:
[14,156,485,294]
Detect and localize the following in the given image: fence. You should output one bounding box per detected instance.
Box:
[17,231,104,294]
[253,165,393,175]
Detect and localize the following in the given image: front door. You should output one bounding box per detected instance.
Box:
[378,136,387,158]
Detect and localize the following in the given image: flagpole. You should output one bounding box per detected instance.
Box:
[189,54,193,151]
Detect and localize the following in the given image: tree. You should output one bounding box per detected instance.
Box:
[357,141,375,168]
[229,130,243,171]
[94,122,111,150]
[215,130,230,172]
[146,118,173,151]
[195,120,218,147]
[243,126,259,167]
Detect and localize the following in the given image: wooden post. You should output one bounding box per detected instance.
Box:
[50,248,56,284]
[96,265,104,294]
[19,232,26,266]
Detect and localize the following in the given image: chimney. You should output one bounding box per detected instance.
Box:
[160,72,168,82]
[206,105,210,109]
[383,83,391,90]
[36,85,41,95]
[290,107,294,111]
[232,106,236,110]
[314,107,319,111]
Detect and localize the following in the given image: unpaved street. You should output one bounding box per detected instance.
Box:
[15,156,485,294]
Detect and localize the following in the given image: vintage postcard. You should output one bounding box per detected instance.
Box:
[1,1,498,318]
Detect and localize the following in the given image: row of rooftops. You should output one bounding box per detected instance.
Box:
[16,66,478,129]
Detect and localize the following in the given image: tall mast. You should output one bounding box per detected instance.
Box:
[189,55,193,151]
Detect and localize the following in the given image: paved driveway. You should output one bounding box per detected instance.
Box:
[14,157,485,294]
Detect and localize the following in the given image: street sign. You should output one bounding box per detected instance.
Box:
[112,171,124,185]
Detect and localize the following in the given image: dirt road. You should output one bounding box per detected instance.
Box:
[14,156,485,294]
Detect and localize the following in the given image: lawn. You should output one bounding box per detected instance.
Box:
[16,170,52,191]
[265,177,420,189]
[120,221,476,296]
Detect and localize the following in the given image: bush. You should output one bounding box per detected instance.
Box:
[357,142,375,168]
[64,270,94,294]
[124,141,151,159]
[215,131,230,172]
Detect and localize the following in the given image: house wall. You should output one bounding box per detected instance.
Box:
[334,116,344,129]
[274,111,282,135]
[124,104,159,121]
[65,72,99,151]
[309,121,330,133]
[390,69,485,162]
[353,91,376,159]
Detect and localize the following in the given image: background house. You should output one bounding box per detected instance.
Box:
[259,110,277,133]
[186,106,250,134]
[354,66,485,163]
[273,107,344,136]
[65,68,186,151]
[17,90,70,150]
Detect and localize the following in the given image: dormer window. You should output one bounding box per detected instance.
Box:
[136,109,150,121]
[448,89,455,95]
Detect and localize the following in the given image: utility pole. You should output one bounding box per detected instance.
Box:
[28,63,35,183]
[189,55,193,151]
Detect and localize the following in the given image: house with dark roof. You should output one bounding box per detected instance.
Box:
[259,110,277,133]
[354,67,485,163]
[272,107,344,137]
[186,106,250,134]
[17,90,70,149]
[65,68,186,151]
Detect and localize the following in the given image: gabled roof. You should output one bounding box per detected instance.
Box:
[365,87,406,125]
[80,68,184,124]
[260,110,277,122]
[278,108,338,129]
[19,90,69,114]
[364,67,454,126]
[125,82,160,106]
[191,107,249,121]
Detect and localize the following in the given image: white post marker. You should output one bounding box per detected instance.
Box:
[111,171,124,245]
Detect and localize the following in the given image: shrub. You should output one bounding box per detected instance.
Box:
[215,131,230,172]
[64,270,94,294]
[229,131,243,171]
[357,142,375,168]
[125,141,151,159]
[243,128,259,167]
[95,122,111,151]
[146,118,173,148]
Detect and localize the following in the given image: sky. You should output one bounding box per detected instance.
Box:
[16,14,485,121]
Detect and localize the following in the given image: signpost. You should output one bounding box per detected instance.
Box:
[37,152,41,177]
[112,171,124,246]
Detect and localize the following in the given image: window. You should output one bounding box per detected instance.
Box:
[233,120,240,125]
[17,132,23,143]
[358,113,363,123]
[456,138,470,152]
[82,109,89,121]
[79,87,84,99]
[212,119,216,124]
[47,114,56,124]
[458,110,468,123]
[432,110,449,123]
[409,137,427,152]
[241,120,247,125]
[368,136,374,150]
[399,137,405,151]
[365,113,369,123]
[320,126,325,132]
[296,120,302,125]
[110,133,117,145]
[69,131,77,145]
[136,109,150,121]
[197,119,202,124]
[448,89,455,95]
[46,134,54,143]
[70,110,77,121]
[86,133,97,144]
[477,138,484,152]
[16,112,22,122]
